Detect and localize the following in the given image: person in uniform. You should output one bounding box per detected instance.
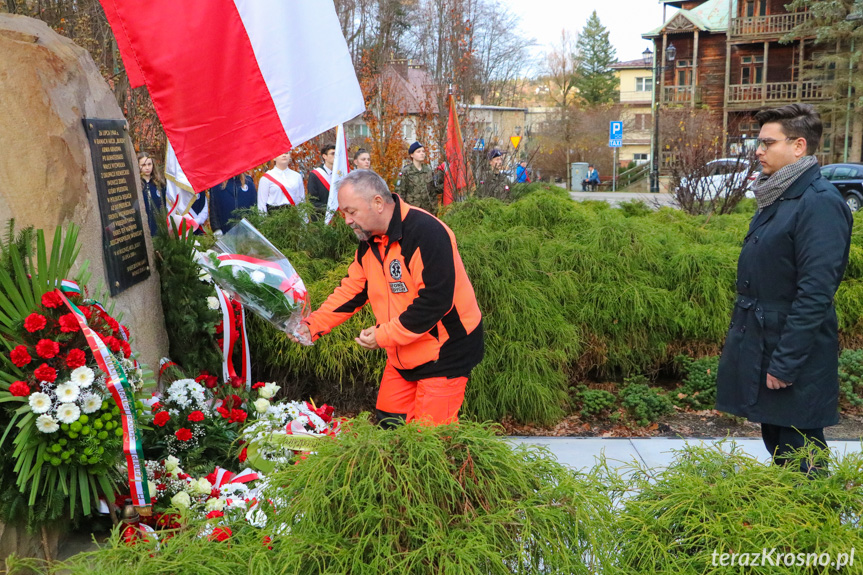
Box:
[291,170,484,427]
[716,104,853,474]
[395,141,439,214]
[477,149,509,200]
[307,144,336,216]
[257,152,304,213]
[137,151,166,237]
[209,172,257,234]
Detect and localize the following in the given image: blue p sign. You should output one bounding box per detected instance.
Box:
[610,121,623,139]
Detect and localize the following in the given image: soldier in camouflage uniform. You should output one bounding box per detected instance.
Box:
[395,141,439,214]
[477,149,510,200]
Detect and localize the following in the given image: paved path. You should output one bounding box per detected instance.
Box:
[569,190,676,208]
[509,436,863,473]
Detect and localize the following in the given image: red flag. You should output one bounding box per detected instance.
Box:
[98,1,364,193]
[443,94,473,205]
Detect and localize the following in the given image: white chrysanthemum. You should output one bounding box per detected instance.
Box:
[81,393,102,414]
[55,382,80,403]
[70,366,95,388]
[36,415,59,434]
[253,398,270,414]
[250,270,266,283]
[28,392,51,414]
[207,296,220,310]
[56,403,81,424]
[205,497,225,512]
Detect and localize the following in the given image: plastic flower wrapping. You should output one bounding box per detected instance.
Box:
[197,219,313,345]
[240,399,341,473]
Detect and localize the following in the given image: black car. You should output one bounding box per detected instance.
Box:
[820,163,863,212]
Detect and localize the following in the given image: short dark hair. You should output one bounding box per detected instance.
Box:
[755,104,822,155]
[320,144,335,156]
[353,148,369,161]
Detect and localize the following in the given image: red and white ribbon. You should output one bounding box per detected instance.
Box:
[214,285,251,391]
[212,467,259,488]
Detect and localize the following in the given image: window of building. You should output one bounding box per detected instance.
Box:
[635,77,653,92]
[633,153,649,164]
[740,55,764,84]
[676,60,692,86]
[634,114,652,131]
[347,123,370,140]
[744,0,767,17]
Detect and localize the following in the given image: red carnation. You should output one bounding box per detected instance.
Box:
[216,407,229,419]
[229,409,247,424]
[105,316,120,334]
[153,411,170,427]
[208,527,232,542]
[175,428,193,442]
[230,376,244,388]
[58,313,80,333]
[35,339,60,359]
[41,291,63,309]
[122,325,130,338]
[104,336,122,353]
[156,483,167,492]
[10,345,32,367]
[252,382,265,390]
[177,473,189,480]
[238,447,248,463]
[187,411,205,423]
[151,401,163,411]
[8,381,31,397]
[205,510,224,519]
[215,322,224,335]
[24,313,47,333]
[65,348,87,369]
[33,363,57,383]
[78,305,93,320]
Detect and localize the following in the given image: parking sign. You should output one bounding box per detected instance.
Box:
[609,121,623,148]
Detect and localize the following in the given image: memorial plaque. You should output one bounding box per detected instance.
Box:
[83,118,150,295]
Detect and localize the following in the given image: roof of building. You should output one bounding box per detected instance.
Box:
[611,58,652,70]
[643,0,733,38]
[384,60,440,115]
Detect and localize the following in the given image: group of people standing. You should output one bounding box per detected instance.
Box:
[137,146,374,236]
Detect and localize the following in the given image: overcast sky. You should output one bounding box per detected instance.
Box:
[501,0,675,68]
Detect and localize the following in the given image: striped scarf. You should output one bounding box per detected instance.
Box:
[752,155,818,211]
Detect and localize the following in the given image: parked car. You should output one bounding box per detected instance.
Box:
[679,158,761,198]
[819,163,863,212]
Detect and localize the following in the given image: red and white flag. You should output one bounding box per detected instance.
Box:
[326,124,350,225]
[100,0,365,193]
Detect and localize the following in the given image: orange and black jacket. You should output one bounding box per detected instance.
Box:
[304,194,484,380]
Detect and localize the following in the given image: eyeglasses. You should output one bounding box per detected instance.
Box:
[755,137,797,151]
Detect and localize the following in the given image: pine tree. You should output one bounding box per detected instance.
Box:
[575,11,619,106]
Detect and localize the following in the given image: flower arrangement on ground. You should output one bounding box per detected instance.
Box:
[0,225,150,530]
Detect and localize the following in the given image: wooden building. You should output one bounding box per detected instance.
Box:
[643,0,832,162]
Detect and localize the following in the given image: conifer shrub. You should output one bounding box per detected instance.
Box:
[575,385,617,418]
[838,349,863,411]
[42,419,614,575]
[673,355,719,411]
[221,186,863,425]
[620,376,675,426]
[612,444,863,574]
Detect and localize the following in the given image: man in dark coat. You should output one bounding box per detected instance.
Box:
[716,104,853,473]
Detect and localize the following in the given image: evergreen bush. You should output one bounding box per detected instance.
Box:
[575,385,617,418]
[838,349,863,411]
[218,186,863,425]
[620,376,674,426]
[673,354,719,411]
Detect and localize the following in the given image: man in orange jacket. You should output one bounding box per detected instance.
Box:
[292,170,484,427]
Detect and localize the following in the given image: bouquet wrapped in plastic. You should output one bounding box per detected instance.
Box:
[199,219,312,345]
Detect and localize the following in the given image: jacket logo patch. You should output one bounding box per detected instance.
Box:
[389,281,408,294]
[389,259,402,280]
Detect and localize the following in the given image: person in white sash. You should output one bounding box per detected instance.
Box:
[257,152,305,213]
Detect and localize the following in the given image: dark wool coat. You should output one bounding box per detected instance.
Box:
[716,163,853,428]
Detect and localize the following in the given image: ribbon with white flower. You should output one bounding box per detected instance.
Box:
[56,285,150,508]
[213,284,251,391]
[215,254,308,311]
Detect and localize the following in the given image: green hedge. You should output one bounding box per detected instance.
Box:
[233,187,862,425]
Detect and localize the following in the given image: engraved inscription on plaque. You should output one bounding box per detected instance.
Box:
[84,118,151,295]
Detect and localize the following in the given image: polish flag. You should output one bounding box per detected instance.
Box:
[326,124,350,225]
[443,94,474,204]
[100,1,365,193]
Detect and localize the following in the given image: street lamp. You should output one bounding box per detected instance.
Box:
[644,43,676,193]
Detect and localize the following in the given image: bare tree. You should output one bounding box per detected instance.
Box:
[540,30,580,190]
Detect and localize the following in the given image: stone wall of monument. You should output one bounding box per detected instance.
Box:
[0,13,168,370]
